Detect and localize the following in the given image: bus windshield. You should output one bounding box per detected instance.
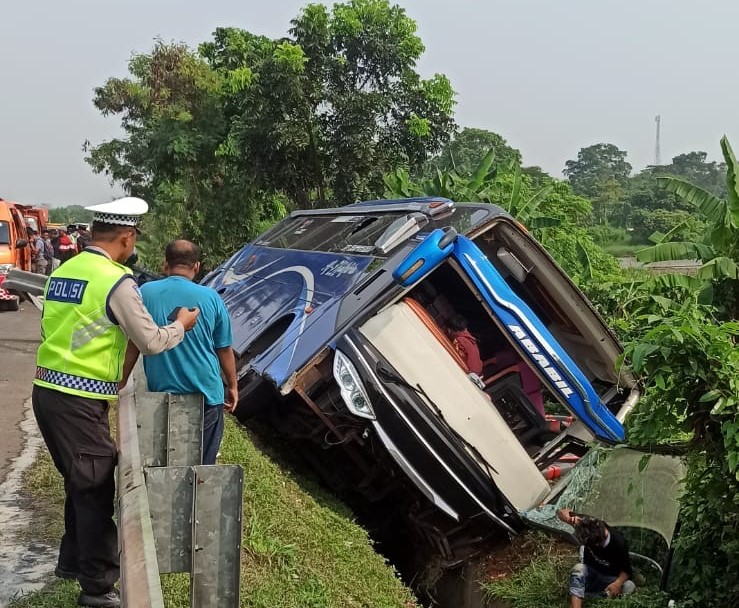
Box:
[254,206,496,258]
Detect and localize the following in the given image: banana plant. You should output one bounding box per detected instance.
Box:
[383,149,560,228]
[502,164,557,228]
[636,136,739,310]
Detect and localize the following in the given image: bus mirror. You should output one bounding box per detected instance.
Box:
[438,227,458,249]
[375,212,428,254]
[497,247,530,283]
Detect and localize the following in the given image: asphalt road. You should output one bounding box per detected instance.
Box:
[0,300,58,603]
[0,302,41,485]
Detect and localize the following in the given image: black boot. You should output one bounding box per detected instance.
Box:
[77,589,120,607]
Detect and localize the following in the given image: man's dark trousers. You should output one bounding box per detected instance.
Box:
[32,385,119,594]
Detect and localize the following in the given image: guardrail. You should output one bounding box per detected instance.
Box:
[2,268,46,311]
[118,365,243,607]
[118,383,166,608]
[3,268,47,295]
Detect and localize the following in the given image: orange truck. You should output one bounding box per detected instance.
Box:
[0,199,32,309]
[0,198,32,273]
[19,204,49,234]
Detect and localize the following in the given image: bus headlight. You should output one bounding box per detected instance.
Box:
[333,350,375,420]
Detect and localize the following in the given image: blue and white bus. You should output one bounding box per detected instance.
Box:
[203,197,638,558]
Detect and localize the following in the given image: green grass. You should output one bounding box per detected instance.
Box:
[603,243,641,257]
[480,533,669,608]
[9,581,79,608]
[19,448,66,544]
[11,415,417,608]
[219,417,416,608]
[480,533,573,608]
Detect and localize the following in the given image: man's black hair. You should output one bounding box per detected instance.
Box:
[165,240,200,268]
[574,516,608,548]
[448,314,468,333]
[91,221,134,243]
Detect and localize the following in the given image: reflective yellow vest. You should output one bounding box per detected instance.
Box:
[35,250,133,400]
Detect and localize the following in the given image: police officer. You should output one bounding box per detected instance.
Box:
[32,197,200,608]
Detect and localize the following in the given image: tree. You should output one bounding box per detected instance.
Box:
[49,205,93,225]
[664,151,727,197]
[564,143,632,197]
[617,151,724,239]
[87,1,455,266]
[200,0,456,207]
[87,41,284,268]
[563,143,632,224]
[424,127,521,176]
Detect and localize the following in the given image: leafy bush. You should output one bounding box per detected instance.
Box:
[385,148,622,284]
[623,300,739,606]
[538,225,621,285]
[630,208,705,244]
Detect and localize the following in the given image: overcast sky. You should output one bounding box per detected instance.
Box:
[1,0,737,206]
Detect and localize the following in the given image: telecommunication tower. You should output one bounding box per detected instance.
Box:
[654,115,662,166]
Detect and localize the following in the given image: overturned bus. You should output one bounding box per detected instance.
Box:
[203,197,638,560]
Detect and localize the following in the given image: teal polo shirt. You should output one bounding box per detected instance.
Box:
[140,276,233,406]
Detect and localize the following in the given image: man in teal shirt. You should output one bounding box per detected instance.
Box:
[122,240,237,464]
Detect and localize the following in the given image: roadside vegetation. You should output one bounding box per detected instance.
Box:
[11,416,416,608]
[483,137,739,607]
[481,533,670,608]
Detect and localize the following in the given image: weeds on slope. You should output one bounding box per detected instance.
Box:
[9,581,78,608]
[20,449,65,544]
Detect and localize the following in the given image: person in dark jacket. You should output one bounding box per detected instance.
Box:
[557,508,635,606]
[446,314,483,376]
[76,226,91,252]
[41,229,54,275]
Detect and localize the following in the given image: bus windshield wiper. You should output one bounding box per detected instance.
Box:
[375,362,499,482]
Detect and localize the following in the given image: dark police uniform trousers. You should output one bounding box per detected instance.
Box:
[32,384,119,594]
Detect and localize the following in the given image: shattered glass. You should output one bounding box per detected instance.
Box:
[522,446,686,568]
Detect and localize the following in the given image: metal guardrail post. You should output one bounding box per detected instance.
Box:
[3,268,47,295]
[145,465,243,607]
[166,394,203,466]
[118,362,243,607]
[117,384,166,608]
[132,390,204,467]
[190,466,242,606]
